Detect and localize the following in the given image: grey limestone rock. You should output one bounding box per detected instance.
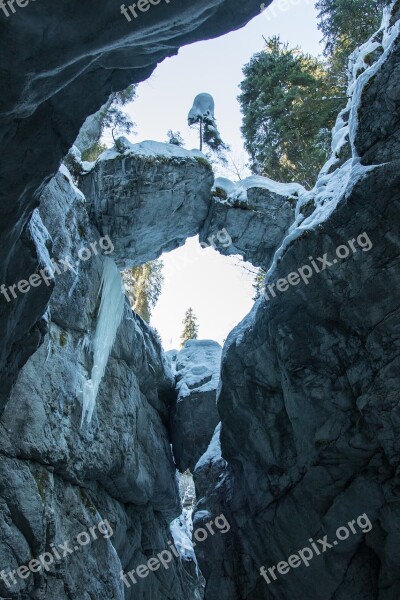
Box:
[79,141,214,269]
[169,340,222,473]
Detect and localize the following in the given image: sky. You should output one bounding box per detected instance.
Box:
[121,0,323,349]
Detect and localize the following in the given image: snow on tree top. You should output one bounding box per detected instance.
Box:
[187,93,215,125]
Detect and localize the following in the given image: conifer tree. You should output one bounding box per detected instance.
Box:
[122,260,164,323]
[80,85,137,160]
[187,93,229,161]
[316,0,387,85]
[180,308,199,347]
[239,36,341,188]
[166,130,185,146]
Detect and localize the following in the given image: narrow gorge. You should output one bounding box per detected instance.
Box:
[0,1,399,599]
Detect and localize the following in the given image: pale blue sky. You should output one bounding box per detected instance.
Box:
[123,0,323,349]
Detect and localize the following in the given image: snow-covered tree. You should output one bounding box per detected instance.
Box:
[180,308,199,347]
[187,93,229,158]
[166,130,185,146]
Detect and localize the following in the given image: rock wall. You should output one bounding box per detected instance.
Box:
[0,167,198,599]
[169,340,222,473]
[0,0,264,410]
[1,1,399,599]
[79,141,214,269]
[201,176,302,269]
[193,6,400,599]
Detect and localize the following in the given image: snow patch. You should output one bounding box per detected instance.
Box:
[170,508,198,567]
[195,423,223,471]
[212,175,305,205]
[59,163,85,200]
[176,340,222,400]
[28,209,53,274]
[94,139,206,166]
[188,93,216,124]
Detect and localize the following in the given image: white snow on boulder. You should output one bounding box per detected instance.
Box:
[194,422,224,472]
[212,175,305,204]
[176,340,222,400]
[94,139,206,166]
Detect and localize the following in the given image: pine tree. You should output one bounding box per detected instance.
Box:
[316,0,387,85]
[252,268,266,301]
[122,260,164,323]
[81,85,137,160]
[180,308,199,347]
[187,93,229,162]
[239,36,342,188]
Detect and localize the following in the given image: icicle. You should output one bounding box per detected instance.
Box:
[81,257,125,425]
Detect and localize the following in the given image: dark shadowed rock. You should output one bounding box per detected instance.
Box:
[194,7,400,599]
[170,340,222,473]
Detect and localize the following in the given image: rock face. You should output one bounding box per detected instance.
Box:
[192,425,234,600]
[1,2,399,600]
[79,141,214,269]
[193,6,400,600]
[0,167,197,600]
[201,176,303,269]
[0,133,307,597]
[0,0,264,412]
[169,340,222,473]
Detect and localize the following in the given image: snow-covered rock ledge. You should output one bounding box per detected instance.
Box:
[200,175,302,269]
[79,140,214,269]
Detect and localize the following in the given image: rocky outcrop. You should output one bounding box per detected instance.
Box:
[79,141,214,269]
[201,176,302,269]
[0,167,197,599]
[0,0,264,411]
[192,425,235,600]
[169,340,222,473]
[193,6,400,599]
